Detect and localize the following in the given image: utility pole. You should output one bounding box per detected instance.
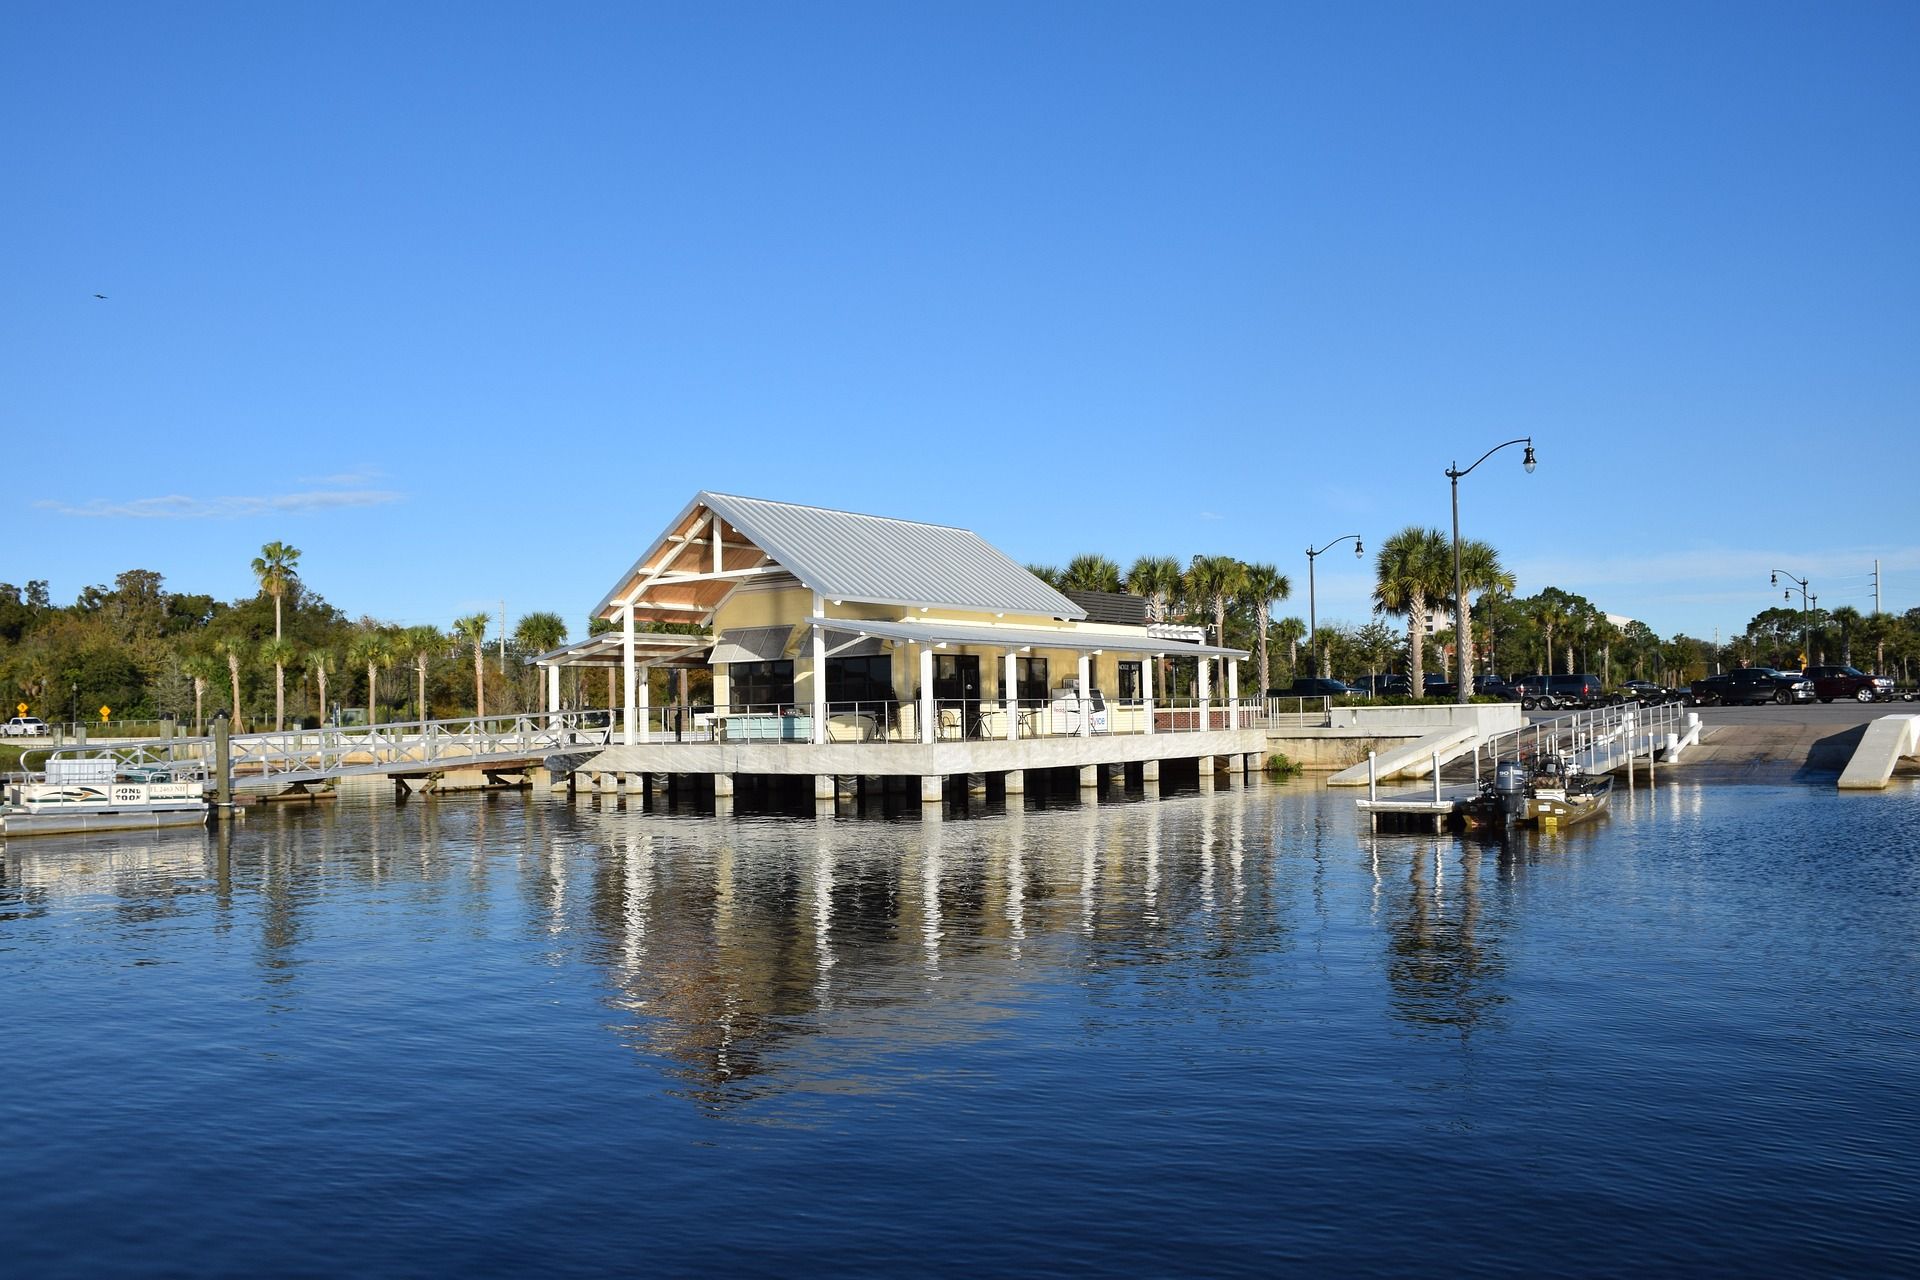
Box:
[1874,559,1882,616]
[499,599,507,675]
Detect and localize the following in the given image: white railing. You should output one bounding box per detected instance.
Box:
[1476,699,1694,778]
[632,698,1275,745]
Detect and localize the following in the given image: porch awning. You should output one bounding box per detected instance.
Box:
[804,616,1247,659]
[708,626,797,664]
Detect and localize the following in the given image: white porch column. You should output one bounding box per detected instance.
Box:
[1077,653,1092,738]
[1003,650,1019,741]
[811,594,827,745]
[919,645,935,745]
[545,663,559,715]
[1198,652,1212,729]
[1142,652,1156,735]
[622,602,637,747]
[1228,660,1240,729]
[638,663,651,743]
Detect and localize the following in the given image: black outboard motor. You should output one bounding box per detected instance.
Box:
[1494,760,1530,826]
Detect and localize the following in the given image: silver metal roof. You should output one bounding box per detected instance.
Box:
[707,626,795,665]
[806,616,1248,660]
[700,492,1085,620]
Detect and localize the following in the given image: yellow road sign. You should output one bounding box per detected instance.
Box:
[99,705,111,722]
[15,702,25,715]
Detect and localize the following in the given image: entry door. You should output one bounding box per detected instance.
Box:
[933,655,982,704]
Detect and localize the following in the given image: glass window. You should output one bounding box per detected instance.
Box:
[728,660,794,710]
[1117,661,1143,700]
[827,656,894,706]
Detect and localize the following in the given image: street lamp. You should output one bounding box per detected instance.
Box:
[1447,438,1536,705]
[1770,570,1811,668]
[1305,535,1363,678]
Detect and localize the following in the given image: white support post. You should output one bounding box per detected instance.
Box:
[1198,653,1212,729]
[1077,653,1092,738]
[544,663,559,716]
[622,602,637,747]
[638,663,651,744]
[919,645,935,745]
[1003,650,1018,741]
[1228,661,1240,730]
[1142,652,1155,735]
[811,594,827,745]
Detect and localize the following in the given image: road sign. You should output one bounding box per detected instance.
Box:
[99,705,111,722]
[15,702,25,715]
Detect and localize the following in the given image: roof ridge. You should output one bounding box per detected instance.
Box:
[701,491,974,535]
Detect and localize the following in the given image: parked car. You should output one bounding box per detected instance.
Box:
[3,716,50,736]
[1516,673,1609,710]
[1803,664,1897,704]
[1349,674,1412,697]
[1422,674,1455,699]
[1472,676,1520,700]
[1271,678,1358,698]
[1689,668,1815,707]
[1616,680,1681,706]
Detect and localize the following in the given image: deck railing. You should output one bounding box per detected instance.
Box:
[633,697,1278,745]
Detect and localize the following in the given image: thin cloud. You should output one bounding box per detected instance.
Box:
[298,468,387,487]
[1508,545,1920,590]
[39,488,404,518]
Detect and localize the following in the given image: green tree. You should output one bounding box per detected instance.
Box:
[1185,555,1248,698]
[1371,528,1450,696]
[1125,555,1183,697]
[304,647,335,727]
[258,637,297,726]
[1453,539,1512,691]
[251,541,301,730]
[1238,563,1291,695]
[514,612,568,712]
[1273,615,1307,680]
[1025,564,1065,589]
[452,614,490,718]
[347,626,396,722]
[183,648,225,736]
[399,625,446,722]
[1062,554,1122,594]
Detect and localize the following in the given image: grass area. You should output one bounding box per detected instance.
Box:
[1264,752,1304,777]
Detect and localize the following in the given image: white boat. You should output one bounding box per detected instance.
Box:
[2,754,209,838]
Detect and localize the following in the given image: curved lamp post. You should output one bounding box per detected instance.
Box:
[1306,535,1363,677]
[1770,570,1811,668]
[1447,438,1536,704]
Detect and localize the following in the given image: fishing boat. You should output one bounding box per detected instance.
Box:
[2,753,209,838]
[1470,755,1613,831]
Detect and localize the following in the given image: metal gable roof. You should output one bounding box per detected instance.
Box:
[698,492,1086,620]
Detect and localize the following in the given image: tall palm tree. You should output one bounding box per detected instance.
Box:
[1185,555,1248,697]
[1273,616,1307,679]
[1062,554,1123,593]
[347,627,396,723]
[304,648,334,727]
[251,541,301,730]
[1371,527,1451,697]
[1238,563,1291,695]
[1454,539,1513,691]
[1025,564,1065,589]
[183,649,225,736]
[215,635,248,728]
[453,613,490,718]
[514,612,568,712]
[1828,606,1864,666]
[400,625,446,722]
[258,637,296,727]
[1125,555,1183,697]
[1529,598,1570,677]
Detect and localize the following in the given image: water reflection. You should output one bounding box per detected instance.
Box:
[0,781,1546,1111]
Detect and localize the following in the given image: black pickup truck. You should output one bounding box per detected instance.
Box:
[1690,668,1815,707]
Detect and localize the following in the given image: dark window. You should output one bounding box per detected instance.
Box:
[998,656,1050,702]
[729,660,794,710]
[1117,661,1143,700]
[934,654,982,703]
[827,656,893,706]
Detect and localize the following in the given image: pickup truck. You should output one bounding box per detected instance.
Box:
[3,716,50,736]
[1690,668,1815,707]
[1803,665,1896,703]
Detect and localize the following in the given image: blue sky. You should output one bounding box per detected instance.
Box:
[5,2,1916,642]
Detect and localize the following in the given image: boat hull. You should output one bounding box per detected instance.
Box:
[2,805,209,837]
[2,779,209,838]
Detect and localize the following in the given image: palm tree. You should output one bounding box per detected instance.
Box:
[347,627,395,723]
[1828,606,1864,666]
[1025,564,1065,589]
[453,613,490,718]
[400,625,446,722]
[1371,527,1451,697]
[183,649,225,736]
[304,648,334,727]
[1062,554,1122,594]
[259,637,296,727]
[1273,616,1307,679]
[1529,598,1570,677]
[1238,563,1291,695]
[514,612,568,712]
[215,635,248,728]
[1185,555,1248,699]
[1453,539,1513,692]
[1125,555,1183,697]
[251,541,301,730]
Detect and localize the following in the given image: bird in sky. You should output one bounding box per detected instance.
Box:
[93,293,107,299]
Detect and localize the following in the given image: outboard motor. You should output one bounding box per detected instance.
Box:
[1494,759,1530,826]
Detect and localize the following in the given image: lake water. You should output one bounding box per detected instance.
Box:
[3,777,1918,1277]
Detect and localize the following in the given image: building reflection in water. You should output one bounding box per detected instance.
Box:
[1,778,1546,1114]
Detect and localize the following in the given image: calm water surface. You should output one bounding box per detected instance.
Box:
[3,778,1918,1277]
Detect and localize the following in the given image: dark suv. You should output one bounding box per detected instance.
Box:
[1272,678,1358,698]
[1516,673,1607,710]
[1349,674,1412,697]
[1803,665,1896,704]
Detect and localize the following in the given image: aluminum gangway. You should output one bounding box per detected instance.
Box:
[40,710,617,795]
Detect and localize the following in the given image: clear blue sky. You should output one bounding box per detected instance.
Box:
[6,1,1916,642]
